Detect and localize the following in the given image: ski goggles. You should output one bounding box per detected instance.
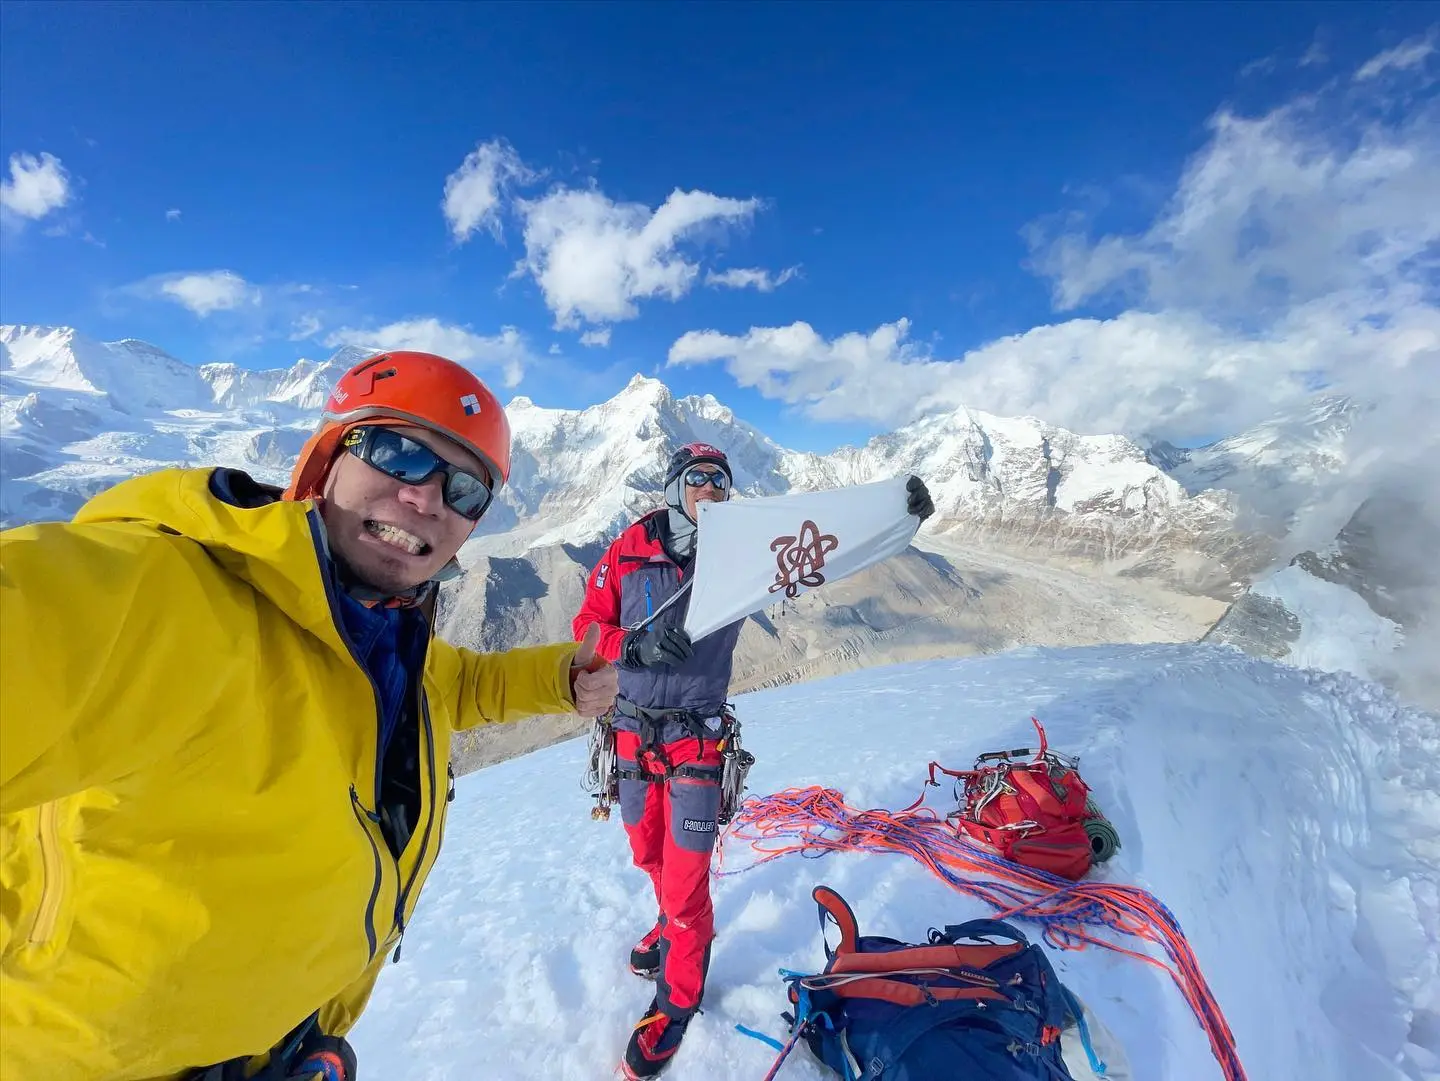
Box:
[343,425,495,520]
[683,467,731,491]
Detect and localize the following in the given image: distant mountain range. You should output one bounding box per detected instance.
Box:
[6,323,1428,739]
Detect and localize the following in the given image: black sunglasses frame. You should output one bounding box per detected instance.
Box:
[343,426,495,521]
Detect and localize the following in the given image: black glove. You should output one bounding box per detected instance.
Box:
[906,475,934,521]
[622,625,695,668]
[287,1035,356,1081]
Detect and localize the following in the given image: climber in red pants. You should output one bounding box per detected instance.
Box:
[572,442,741,1079]
[574,441,935,1078]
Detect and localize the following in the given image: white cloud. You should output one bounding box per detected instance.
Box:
[1355,33,1435,81]
[324,318,532,388]
[514,186,763,329]
[579,328,611,348]
[1239,56,1277,80]
[670,319,947,425]
[671,41,1440,448]
[166,208,182,222]
[0,152,71,221]
[159,271,258,317]
[548,342,563,356]
[705,265,800,292]
[289,313,323,341]
[442,138,538,243]
[1026,99,1439,318]
[1299,38,1328,68]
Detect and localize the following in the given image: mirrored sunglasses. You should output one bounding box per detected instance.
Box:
[684,467,730,491]
[344,426,495,521]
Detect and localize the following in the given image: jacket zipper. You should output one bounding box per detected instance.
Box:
[29,801,66,946]
[309,513,400,962]
[348,787,383,961]
[388,692,438,963]
[307,512,441,966]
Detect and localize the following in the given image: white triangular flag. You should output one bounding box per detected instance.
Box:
[683,477,918,641]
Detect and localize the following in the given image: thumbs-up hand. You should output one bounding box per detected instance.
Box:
[569,623,618,717]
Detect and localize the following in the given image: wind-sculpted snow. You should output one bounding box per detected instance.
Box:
[346,644,1440,1080]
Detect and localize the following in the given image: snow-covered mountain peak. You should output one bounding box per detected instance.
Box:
[1,324,214,415]
[0,324,1301,594]
[1147,394,1362,534]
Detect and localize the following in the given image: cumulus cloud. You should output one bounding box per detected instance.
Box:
[443,138,538,243]
[705,265,800,292]
[324,317,532,387]
[514,186,763,329]
[166,208,182,222]
[0,151,72,223]
[672,36,1440,448]
[158,270,259,317]
[579,328,611,348]
[439,138,770,328]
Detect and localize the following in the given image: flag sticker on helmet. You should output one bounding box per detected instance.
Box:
[460,393,482,416]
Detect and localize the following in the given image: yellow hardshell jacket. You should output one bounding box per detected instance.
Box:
[0,468,584,1080]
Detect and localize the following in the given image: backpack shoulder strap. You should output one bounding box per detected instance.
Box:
[935,918,1032,947]
[813,885,859,960]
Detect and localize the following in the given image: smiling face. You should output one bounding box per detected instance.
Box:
[319,424,486,595]
[683,466,730,521]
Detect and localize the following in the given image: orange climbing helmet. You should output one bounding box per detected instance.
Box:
[284,350,511,503]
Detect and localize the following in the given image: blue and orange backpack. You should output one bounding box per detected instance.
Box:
[780,885,1084,1080]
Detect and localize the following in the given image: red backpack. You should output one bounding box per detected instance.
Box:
[926,718,1099,880]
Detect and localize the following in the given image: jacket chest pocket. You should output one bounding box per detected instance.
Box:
[619,561,682,628]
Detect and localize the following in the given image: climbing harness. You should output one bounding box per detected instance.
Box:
[583,702,755,824]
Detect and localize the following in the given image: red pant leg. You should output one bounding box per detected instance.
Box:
[655,737,722,1016]
[615,730,665,911]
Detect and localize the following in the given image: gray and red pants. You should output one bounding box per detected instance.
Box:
[616,728,723,1018]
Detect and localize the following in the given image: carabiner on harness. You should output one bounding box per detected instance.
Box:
[583,708,620,821]
[717,707,756,826]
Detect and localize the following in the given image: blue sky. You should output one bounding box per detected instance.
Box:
[2,2,1436,452]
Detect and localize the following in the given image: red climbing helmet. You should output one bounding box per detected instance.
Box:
[664,441,730,484]
[284,350,512,502]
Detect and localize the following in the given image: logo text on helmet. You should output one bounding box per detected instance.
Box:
[460,393,482,416]
[332,389,349,405]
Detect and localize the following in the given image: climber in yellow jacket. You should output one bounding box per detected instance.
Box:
[0,350,619,1081]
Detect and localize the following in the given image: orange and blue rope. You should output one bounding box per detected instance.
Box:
[717,785,1247,1081]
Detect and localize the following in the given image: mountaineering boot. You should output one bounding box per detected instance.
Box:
[629,920,663,979]
[620,996,692,1079]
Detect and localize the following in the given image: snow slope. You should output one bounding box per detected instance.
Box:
[347,645,1439,1081]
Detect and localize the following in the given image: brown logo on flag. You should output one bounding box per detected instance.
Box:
[769,519,839,598]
